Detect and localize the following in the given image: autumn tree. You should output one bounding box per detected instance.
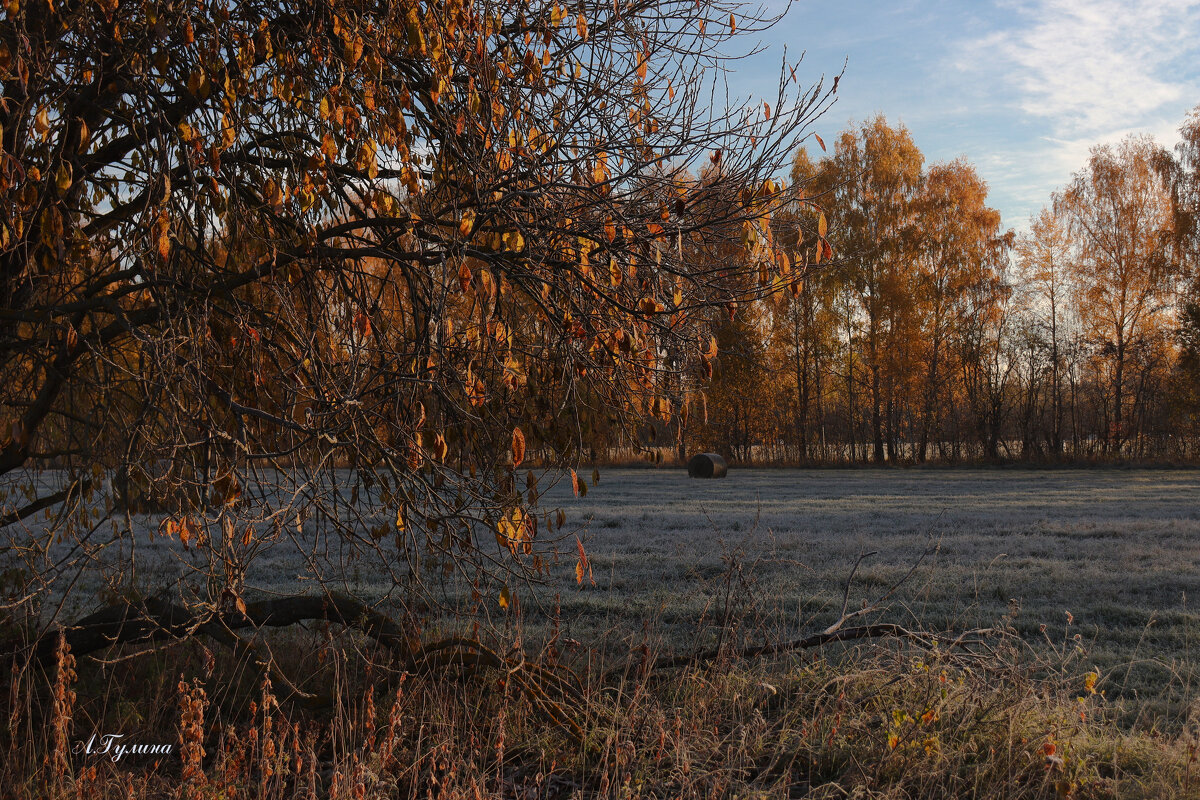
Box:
[802,116,923,462]
[1162,106,1200,285]
[1015,207,1074,455]
[0,0,833,682]
[911,159,1003,461]
[1057,135,1177,453]
[953,233,1017,459]
[1159,105,1200,435]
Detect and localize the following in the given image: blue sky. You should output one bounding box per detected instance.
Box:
[724,0,1200,230]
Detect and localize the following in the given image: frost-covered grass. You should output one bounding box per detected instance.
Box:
[544,467,1200,723]
[8,465,1200,722]
[9,466,1200,797]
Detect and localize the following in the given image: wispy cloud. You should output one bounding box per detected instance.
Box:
[983,0,1198,135]
[957,0,1200,225]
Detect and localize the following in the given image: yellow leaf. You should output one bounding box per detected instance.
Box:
[186,70,207,98]
[576,13,587,40]
[498,585,511,609]
[502,230,525,251]
[155,209,171,260]
[458,208,476,236]
[55,162,72,194]
[405,7,427,54]
[818,212,827,238]
[321,132,338,160]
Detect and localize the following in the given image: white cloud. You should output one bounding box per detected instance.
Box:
[983,0,1198,135]
[957,0,1200,227]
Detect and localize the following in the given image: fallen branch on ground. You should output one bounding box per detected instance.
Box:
[9,593,585,745]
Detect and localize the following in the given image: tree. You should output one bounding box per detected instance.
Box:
[701,298,778,462]
[1015,207,1074,455]
[0,0,831,663]
[1057,135,1177,453]
[1161,106,1200,438]
[911,159,1002,461]
[954,232,1016,459]
[802,116,923,462]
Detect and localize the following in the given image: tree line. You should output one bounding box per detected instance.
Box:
[637,111,1200,465]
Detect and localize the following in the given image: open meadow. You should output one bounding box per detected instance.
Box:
[23,465,1200,723]
[12,468,1200,796]
[543,467,1200,723]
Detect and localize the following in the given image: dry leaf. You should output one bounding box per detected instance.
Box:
[511,427,526,467]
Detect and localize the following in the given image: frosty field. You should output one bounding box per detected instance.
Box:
[10,466,1200,720]
[542,467,1200,719]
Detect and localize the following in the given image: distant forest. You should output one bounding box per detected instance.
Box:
[600,110,1200,465]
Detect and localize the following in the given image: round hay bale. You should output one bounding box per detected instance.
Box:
[687,452,728,479]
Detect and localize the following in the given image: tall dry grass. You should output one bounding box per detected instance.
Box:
[4,588,1200,799]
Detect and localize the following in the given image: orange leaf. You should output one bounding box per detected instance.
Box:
[511,427,526,467]
[729,13,736,32]
[458,208,476,236]
[814,133,826,152]
[818,212,827,238]
[576,13,587,40]
[575,536,595,586]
